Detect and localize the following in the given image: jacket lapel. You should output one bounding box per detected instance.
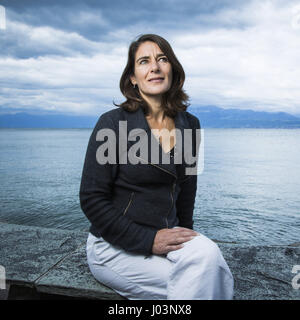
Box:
[124,106,191,179]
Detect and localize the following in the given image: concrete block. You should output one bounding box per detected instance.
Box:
[0,223,86,286]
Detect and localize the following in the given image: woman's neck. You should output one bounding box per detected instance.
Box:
[141,94,165,121]
[147,107,165,122]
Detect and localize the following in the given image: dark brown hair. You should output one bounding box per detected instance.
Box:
[115,34,190,118]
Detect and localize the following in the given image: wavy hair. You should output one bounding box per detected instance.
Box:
[115,34,190,118]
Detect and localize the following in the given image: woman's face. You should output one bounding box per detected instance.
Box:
[130,41,173,100]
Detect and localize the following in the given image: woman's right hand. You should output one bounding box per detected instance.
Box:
[152,227,199,255]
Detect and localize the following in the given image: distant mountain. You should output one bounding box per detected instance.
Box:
[1,106,300,128]
[188,106,300,128]
[0,112,99,128]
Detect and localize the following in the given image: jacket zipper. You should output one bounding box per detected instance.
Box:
[134,156,177,178]
[123,192,134,216]
[134,155,177,228]
[165,180,177,228]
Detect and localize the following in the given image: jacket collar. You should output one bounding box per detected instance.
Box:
[125,106,191,179]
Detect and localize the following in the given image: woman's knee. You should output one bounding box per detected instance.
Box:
[195,236,222,264]
[176,234,224,267]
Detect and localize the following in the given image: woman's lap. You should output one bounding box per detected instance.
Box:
[86,232,234,300]
[86,232,172,299]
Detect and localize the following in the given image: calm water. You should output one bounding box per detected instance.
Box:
[0,128,299,245]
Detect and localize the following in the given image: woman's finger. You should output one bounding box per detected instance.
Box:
[165,244,184,252]
[169,235,196,245]
[170,229,198,238]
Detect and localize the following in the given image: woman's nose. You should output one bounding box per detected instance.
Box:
[150,60,160,72]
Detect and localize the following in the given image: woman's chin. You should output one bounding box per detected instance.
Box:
[141,88,169,98]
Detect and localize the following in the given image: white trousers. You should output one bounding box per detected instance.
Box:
[86,231,234,300]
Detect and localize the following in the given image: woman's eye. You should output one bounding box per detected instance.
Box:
[139,57,168,65]
[159,57,168,62]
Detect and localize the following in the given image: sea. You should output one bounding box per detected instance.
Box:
[0,128,299,245]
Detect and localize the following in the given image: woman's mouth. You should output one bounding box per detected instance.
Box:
[148,77,164,83]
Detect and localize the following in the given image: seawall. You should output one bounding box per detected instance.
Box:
[0,223,299,300]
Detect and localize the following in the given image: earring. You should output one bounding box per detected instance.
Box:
[133,83,137,89]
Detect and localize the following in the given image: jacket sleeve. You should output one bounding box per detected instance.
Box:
[79,112,157,255]
[176,175,198,229]
[176,116,201,229]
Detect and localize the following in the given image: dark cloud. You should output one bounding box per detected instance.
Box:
[0,0,250,59]
[2,0,248,39]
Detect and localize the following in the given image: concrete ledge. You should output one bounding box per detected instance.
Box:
[35,245,123,300]
[0,223,124,300]
[218,244,300,299]
[0,223,299,300]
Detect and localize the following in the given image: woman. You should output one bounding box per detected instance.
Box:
[80,34,234,300]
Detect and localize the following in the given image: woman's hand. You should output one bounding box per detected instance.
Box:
[152,227,199,255]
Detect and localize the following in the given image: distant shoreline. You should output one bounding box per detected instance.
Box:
[1,106,300,129]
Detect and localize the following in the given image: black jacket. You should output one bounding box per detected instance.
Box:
[79,106,201,255]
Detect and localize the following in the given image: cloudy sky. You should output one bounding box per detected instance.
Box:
[1,0,300,116]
